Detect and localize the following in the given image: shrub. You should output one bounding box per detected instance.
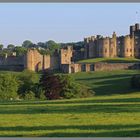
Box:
[59,74,94,99]
[24,91,36,100]
[39,71,94,100]
[39,70,62,100]
[0,73,18,100]
[17,70,39,97]
[131,74,140,88]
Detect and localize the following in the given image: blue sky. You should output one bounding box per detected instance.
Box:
[0,3,140,46]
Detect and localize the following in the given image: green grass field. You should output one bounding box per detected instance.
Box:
[77,57,140,63]
[0,70,140,137]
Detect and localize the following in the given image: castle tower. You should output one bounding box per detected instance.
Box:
[84,37,89,59]
[123,35,134,57]
[102,37,110,57]
[88,36,97,58]
[135,23,140,31]
[60,46,73,64]
[130,25,135,37]
[24,49,43,71]
[109,32,117,58]
[98,37,110,58]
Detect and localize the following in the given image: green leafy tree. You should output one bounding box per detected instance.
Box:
[37,42,46,48]
[18,70,39,97]
[22,40,33,48]
[14,46,27,56]
[39,71,94,100]
[0,74,18,100]
[39,70,62,100]
[7,44,15,50]
[46,40,61,55]
[0,44,4,50]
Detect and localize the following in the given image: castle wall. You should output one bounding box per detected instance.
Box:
[134,36,140,58]
[61,47,73,64]
[123,35,134,57]
[88,42,94,58]
[61,62,140,73]
[98,39,103,57]
[102,38,110,57]
[50,55,60,70]
[94,63,140,71]
[88,36,97,58]
[117,37,124,57]
[110,33,117,57]
[24,49,43,71]
[61,63,81,73]
[0,56,24,65]
[0,56,24,71]
[43,55,51,70]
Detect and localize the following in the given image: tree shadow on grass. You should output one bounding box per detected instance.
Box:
[1,95,140,107]
[75,72,140,96]
[45,129,140,137]
[0,103,140,114]
[76,74,132,81]
[0,124,140,137]
[92,77,136,96]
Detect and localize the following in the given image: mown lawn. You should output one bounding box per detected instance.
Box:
[0,93,140,137]
[0,70,140,137]
[77,57,140,63]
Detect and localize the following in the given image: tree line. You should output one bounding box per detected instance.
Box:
[0,40,84,57]
[0,70,94,101]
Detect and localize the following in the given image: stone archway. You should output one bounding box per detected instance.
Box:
[35,62,42,72]
[71,66,75,73]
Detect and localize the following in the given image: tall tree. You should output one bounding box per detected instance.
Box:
[22,40,33,48]
[39,70,62,100]
[0,44,3,50]
[7,44,15,50]
[46,40,61,54]
[14,46,27,56]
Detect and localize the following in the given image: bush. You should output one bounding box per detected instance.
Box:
[39,71,94,100]
[24,91,36,100]
[59,75,94,99]
[17,70,39,97]
[39,70,62,100]
[131,74,140,88]
[0,74,18,100]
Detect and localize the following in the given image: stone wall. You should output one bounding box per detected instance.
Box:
[0,56,24,65]
[94,63,140,71]
[0,56,24,71]
[61,62,140,73]
[50,55,60,70]
[60,46,73,64]
[24,49,43,71]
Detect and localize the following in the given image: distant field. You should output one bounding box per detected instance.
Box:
[77,57,140,63]
[0,70,140,137]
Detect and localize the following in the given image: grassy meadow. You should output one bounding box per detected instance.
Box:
[77,57,140,63]
[0,70,140,137]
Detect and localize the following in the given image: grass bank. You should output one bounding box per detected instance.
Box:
[77,57,140,63]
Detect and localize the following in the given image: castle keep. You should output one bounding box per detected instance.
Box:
[84,23,140,59]
[0,23,140,73]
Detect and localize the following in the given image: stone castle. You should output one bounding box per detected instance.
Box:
[0,23,140,73]
[84,23,140,59]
